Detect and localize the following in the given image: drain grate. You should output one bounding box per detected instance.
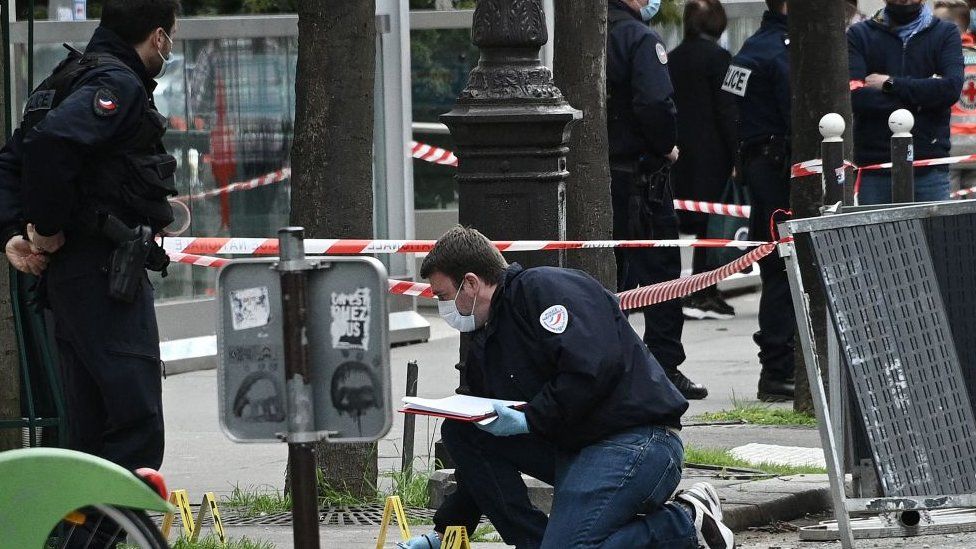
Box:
[153,467,748,527]
[153,504,443,527]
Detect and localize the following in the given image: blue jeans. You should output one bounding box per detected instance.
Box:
[541,425,697,549]
[441,422,696,549]
[858,167,951,205]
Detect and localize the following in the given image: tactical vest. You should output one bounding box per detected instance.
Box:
[22,47,176,232]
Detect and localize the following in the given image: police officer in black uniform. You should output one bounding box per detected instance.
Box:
[607,0,708,401]
[0,0,182,472]
[721,0,795,401]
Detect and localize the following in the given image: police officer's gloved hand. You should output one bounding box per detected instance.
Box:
[396,531,441,549]
[477,402,529,437]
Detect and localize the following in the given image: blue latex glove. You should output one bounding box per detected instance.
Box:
[396,532,441,549]
[477,402,530,436]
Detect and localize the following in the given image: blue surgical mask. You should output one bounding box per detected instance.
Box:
[970,8,976,33]
[438,284,478,332]
[640,0,661,22]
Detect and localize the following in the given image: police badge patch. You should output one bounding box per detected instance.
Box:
[539,305,569,334]
[93,88,120,117]
[656,42,668,65]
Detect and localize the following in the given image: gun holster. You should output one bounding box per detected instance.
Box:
[618,160,671,240]
[97,213,170,303]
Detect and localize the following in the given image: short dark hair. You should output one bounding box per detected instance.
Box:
[684,0,728,38]
[934,0,971,32]
[100,0,182,45]
[420,226,508,288]
[765,0,786,13]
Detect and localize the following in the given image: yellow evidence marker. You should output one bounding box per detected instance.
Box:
[375,495,411,548]
[442,526,472,549]
[160,489,226,543]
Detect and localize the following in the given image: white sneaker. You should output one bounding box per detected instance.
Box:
[677,482,734,549]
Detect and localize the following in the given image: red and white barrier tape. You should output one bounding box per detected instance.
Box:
[172,143,753,218]
[160,237,768,256]
[617,242,777,310]
[790,159,857,179]
[169,241,780,310]
[410,140,458,167]
[168,252,436,298]
[173,168,291,202]
[672,199,750,218]
[953,185,976,198]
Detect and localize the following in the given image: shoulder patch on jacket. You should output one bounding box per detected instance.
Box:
[656,42,668,65]
[93,88,120,117]
[539,305,569,334]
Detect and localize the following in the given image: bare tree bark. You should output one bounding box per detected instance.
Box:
[0,10,22,452]
[290,0,378,500]
[788,0,853,414]
[553,0,615,290]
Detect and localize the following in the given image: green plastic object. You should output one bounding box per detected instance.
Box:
[0,448,173,548]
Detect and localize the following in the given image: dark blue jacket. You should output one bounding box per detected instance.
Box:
[724,11,790,144]
[0,26,156,238]
[848,13,964,165]
[465,264,688,450]
[606,0,677,166]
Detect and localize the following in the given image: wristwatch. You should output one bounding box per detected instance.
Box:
[882,78,895,93]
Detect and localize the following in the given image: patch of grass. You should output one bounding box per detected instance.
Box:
[315,466,378,507]
[695,400,817,427]
[383,468,433,509]
[171,534,275,549]
[685,445,827,476]
[222,484,291,517]
[470,524,502,543]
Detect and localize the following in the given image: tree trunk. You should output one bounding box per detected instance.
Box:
[290,0,378,501]
[788,0,853,414]
[0,11,22,452]
[553,0,615,290]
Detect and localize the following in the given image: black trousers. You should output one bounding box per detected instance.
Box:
[610,167,686,371]
[676,210,711,276]
[742,153,795,381]
[46,238,165,471]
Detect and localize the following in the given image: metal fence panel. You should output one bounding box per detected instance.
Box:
[811,218,976,497]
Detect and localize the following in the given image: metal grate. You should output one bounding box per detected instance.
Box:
[923,214,976,409]
[811,219,976,497]
[153,504,442,527]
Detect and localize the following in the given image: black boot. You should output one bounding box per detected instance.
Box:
[757,376,795,402]
[667,369,709,400]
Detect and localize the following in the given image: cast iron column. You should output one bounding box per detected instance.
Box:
[442,0,581,269]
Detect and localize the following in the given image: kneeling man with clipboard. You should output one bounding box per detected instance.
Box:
[400,226,733,549]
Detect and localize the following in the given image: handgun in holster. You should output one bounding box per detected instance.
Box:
[98,213,170,303]
[627,160,671,240]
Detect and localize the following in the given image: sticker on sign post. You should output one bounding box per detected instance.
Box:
[330,288,372,350]
[230,286,271,331]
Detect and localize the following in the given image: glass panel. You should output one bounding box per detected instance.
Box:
[150,36,298,301]
[409,1,477,11]
[410,28,477,211]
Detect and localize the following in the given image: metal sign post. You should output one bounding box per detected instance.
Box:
[278,228,320,549]
[216,227,392,549]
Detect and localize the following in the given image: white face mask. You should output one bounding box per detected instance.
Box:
[156,30,176,79]
[438,283,478,332]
